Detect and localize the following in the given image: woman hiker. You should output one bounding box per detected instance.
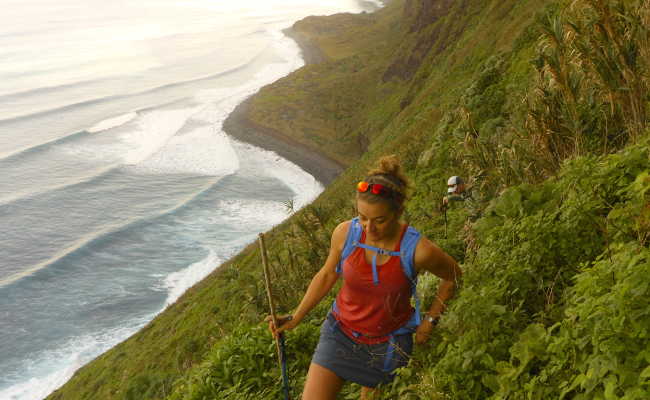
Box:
[268,155,461,399]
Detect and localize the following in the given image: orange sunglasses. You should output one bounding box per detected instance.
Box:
[356,181,392,196]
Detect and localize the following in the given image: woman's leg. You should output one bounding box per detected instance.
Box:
[360,386,381,400]
[302,362,345,400]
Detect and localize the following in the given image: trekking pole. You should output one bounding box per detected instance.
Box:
[259,233,291,400]
[443,200,448,239]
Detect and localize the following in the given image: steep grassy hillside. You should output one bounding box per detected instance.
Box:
[49,0,649,398]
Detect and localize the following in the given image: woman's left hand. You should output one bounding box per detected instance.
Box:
[414,320,435,344]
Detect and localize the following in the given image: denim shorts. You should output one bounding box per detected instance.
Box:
[311,313,413,388]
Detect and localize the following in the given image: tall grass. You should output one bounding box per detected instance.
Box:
[447,0,649,193]
[525,0,649,168]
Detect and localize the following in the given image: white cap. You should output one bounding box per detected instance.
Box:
[447,176,463,193]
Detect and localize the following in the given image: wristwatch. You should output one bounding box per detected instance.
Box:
[425,315,440,326]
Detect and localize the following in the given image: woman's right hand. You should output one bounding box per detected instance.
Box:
[265,315,297,338]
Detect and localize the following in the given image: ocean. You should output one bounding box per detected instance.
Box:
[0,1,381,398]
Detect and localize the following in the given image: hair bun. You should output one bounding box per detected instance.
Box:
[376,155,401,177]
[366,155,409,191]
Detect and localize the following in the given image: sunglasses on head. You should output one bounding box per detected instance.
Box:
[357,181,392,196]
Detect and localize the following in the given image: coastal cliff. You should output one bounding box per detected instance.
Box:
[48,0,650,399]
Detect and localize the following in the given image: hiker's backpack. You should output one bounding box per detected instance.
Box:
[331,217,423,371]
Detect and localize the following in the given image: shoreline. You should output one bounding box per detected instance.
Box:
[221,27,346,186]
[222,0,385,186]
[223,98,345,186]
[282,26,328,65]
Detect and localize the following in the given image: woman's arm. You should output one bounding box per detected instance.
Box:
[269,220,350,336]
[413,238,462,344]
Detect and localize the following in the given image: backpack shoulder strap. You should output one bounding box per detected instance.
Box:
[398,226,422,328]
[399,226,421,281]
[336,217,363,274]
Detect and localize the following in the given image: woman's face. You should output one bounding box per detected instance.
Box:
[356,198,401,243]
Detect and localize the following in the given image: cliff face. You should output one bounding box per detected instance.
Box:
[237,6,401,167]
[240,0,482,166]
[383,0,470,82]
[404,0,456,32]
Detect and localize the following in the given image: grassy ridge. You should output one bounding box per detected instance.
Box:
[48,0,649,398]
[247,1,407,166]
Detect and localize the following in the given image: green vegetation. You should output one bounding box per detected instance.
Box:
[48,0,649,398]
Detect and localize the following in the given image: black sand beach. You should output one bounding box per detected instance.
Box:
[222,27,345,186]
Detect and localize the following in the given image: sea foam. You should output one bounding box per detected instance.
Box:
[0,316,152,400]
[133,124,240,176]
[119,107,198,165]
[87,112,137,133]
[162,249,222,306]
[233,140,323,210]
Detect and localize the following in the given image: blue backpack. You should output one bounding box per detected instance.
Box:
[331,217,422,372]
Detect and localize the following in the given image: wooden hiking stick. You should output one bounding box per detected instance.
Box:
[442,198,448,239]
[258,233,291,400]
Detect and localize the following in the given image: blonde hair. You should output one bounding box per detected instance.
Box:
[357,155,410,211]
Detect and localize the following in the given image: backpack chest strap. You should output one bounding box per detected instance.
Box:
[355,242,400,286]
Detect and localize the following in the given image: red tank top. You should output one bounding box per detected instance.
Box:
[334,224,414,344]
